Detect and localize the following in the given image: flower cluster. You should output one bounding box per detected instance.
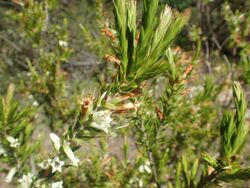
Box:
[6,136,20,148]
[39,157,64,173]
[138,161,152,174]
[17,172,63,188]
[18,173,34,188]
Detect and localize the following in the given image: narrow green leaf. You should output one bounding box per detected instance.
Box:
[191,159,199,179]
[218,168,250,181]
[201,152,219,169]
[113,0,128,80]
[231,82,248,156]
[175,161,182,188]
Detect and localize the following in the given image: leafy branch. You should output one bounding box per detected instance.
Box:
[201,82,249,186]
[111,0,190,92]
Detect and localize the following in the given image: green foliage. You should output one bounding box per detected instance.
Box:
[80,0,111,57]
[1,0,77,132]
[201,152,220,170]
[0,84,39,182]
[221,2,250,84]
[181,156,200,187]
[201,82,249,186]
[217,168,250,181]
[112,0,190,92]
[220,82,248,161]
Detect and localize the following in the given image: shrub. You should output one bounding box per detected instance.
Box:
[0,0,250,187]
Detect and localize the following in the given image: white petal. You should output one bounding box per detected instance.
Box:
[139,179,143,187]
[138,165,144,173]
[6,136,20,148]
[51,181,63,188]
[59,40,68,47]
[6,136,15,143]
[63,141,80,167]
[49,133,61,152]
[17,173,34,188]
[5,167,16,183]
[90,122,109,133]
[144,165,152,174]
[90,122,102,130]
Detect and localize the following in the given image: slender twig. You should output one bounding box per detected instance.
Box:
[141,123,161,188]
[205,41,212,73]
[0,35,21,51]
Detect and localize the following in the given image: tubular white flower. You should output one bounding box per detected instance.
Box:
[63,141,80,167]
[50,156,64,173]
[32,101,39,107]
[18,173,34,188]
[5,167,16,183]
[138,161,152,174]
[51,181,63,188]
[139,179,143,188]
[90,110,113,133]
[6,136,20,148]
[58,40,68,47]
[49,133,61,152]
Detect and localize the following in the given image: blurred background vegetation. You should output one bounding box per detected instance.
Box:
[0,0,250,187]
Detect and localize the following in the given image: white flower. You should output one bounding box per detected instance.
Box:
[138,161,152,174]
[0,144,7,156]
[18,173,34,188]
[32,101,39,107]
[129,177,143,187]
[51,181,63,188]
[5,167,16,183]
[6,136,20,148]
[139,179,143,188]
[63,141,80,167]
[90,110,113,133]
[51,156,64,173]
[49,133,61,152]
[59,40,68,47]
[39,159,52,169]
